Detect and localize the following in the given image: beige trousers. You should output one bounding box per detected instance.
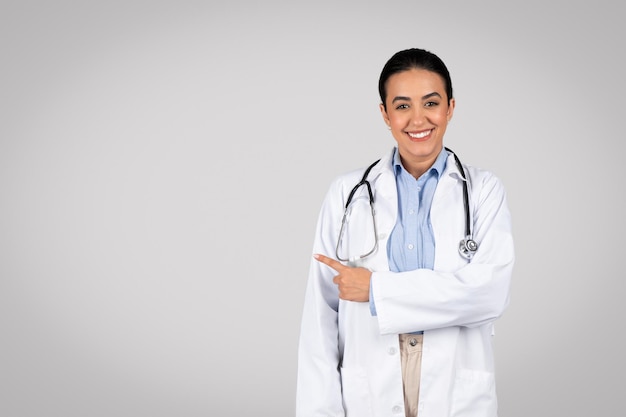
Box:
[399,333,423,417]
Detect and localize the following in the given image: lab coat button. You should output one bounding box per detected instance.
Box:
[392,405,402,414]
[388,347,397,355]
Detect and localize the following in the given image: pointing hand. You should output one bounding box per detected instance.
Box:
[314,254,371,302]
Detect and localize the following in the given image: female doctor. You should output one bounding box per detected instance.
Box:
[296,48,514,417]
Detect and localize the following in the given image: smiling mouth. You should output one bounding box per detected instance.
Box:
[407,129,432,139]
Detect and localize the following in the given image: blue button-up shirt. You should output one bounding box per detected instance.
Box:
[370,147,448,325]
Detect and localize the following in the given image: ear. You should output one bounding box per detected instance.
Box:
[379,103,391,128]
[447,98,456,122]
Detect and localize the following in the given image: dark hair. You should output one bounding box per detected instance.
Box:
[378,48,453,110]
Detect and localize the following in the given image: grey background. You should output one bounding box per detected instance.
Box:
[1,0,623,416]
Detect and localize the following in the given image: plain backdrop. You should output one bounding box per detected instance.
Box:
[1,1,624,416]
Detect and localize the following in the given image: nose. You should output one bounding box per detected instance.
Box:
[409,106,426,125]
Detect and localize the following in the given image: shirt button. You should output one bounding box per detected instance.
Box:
[408,209,415,215]
[407,244,414,250]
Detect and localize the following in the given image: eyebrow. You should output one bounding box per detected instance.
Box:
[391,92,442,103]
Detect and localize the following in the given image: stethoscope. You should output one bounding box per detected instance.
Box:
[335,147,478,262]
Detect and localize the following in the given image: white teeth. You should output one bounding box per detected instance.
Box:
[408,130,431,139]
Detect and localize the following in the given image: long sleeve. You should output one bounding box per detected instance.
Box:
[371,169,514,335]
[296,177,349,417]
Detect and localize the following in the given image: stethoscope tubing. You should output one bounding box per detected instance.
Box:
[336,147,478,262]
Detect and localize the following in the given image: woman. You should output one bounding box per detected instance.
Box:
[296,48,515,417]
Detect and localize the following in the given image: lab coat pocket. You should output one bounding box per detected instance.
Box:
[340,366,374,417]
[450,369,497,417]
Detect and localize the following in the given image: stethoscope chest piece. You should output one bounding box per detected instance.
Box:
[458,237,478,260]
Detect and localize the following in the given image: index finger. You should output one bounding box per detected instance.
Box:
[313,253,347,272]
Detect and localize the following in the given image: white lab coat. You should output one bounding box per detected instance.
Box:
[296,147,514,417]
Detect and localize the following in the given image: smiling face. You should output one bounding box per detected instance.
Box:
[380,68,455,178]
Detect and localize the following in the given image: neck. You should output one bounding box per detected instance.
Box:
[399,153,439,179]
